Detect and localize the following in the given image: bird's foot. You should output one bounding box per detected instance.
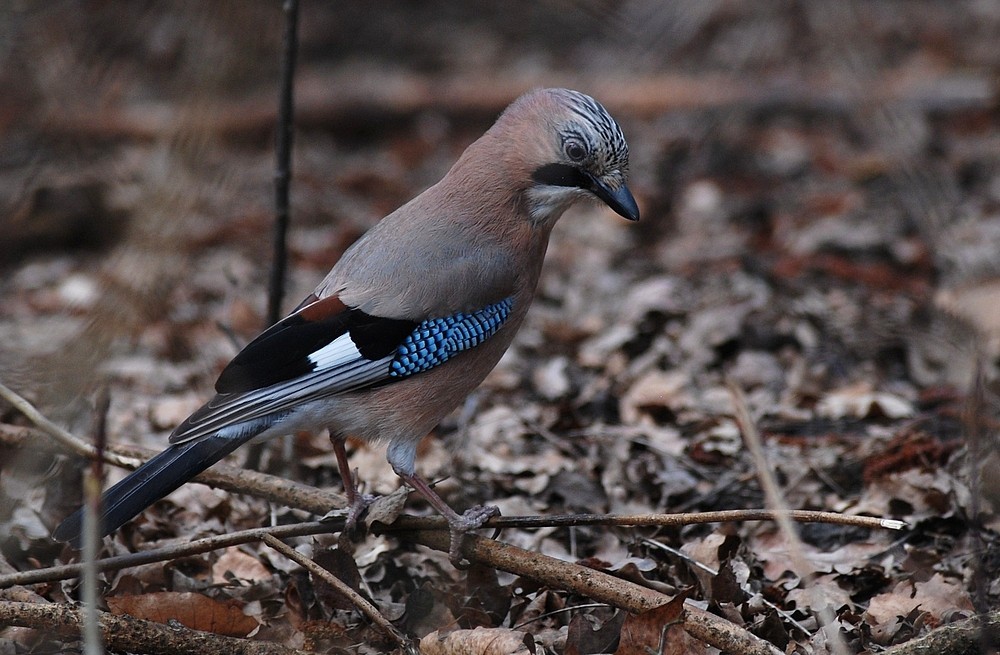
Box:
[338,491,377,553]
[446,504,501,568]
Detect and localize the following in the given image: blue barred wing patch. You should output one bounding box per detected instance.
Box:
[389,297,513,377]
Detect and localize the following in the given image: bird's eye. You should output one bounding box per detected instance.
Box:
[564,140,587,162]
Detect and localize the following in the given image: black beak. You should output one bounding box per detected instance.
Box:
[588,175,640,222]
[531,163,640,222]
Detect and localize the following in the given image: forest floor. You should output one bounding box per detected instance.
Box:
[2,3,999,654]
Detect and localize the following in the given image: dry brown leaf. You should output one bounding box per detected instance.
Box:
[614,593,702,655]
[419,626,534,655]
[865,572,974,642]
[785,574,853,614]
[106,591,258,637]
[365,484,410,527]
[313,547,364,612]
[679,533,726,591]
[212,546,273,584]
[853,467,972,520]
[620,370,693,425]
[565,611,625,655]
[754,529,888,579]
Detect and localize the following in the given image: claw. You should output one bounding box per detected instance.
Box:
[446,504,501,567]
[332,431,502,567]
[338,490,377,553]
[331,433,377,552]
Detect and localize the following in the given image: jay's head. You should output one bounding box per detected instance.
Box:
[490,88,639,226]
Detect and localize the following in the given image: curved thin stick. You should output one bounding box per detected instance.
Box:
[260,534,408,648]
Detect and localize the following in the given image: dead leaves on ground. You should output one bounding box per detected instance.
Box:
[106,591,258,637]
[2,2,1000,654]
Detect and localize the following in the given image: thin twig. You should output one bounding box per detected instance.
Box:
[963,355,999,653]
[381,510,905,532]
[0,382,137,469]
[728,382,851,655]
[964,360,986,606]
[2,507,903,590]
[0,522,337,589]
[259,534,408,648]
[82,385,110,655]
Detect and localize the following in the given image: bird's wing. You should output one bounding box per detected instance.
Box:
[169,292,514,445]
[316,204,521,319]
[213,295,413,394]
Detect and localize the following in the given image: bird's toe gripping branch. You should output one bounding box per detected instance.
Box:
[448,504,501,567]
[398,471,501,566]
[331,434,378,551]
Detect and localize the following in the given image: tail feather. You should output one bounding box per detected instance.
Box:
[53,433,250,549]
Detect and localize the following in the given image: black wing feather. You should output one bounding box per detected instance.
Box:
[215,295,415,395]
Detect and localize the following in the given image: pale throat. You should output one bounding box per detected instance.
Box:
[525,185,588,226]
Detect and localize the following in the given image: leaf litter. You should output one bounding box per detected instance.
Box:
[1,2,999,653]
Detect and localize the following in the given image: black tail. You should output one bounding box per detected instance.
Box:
[53,434,248,549]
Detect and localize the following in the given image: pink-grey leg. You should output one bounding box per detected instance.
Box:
[331,433,375,550]
[397,471,500,566]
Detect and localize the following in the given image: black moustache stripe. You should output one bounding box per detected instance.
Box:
[531,163,590,189]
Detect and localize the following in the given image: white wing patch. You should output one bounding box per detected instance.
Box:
[308,333,363,370]
[170,351,392,445]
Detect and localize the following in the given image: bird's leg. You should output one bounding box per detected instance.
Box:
[397,471,500,566]
[330,433,375,550]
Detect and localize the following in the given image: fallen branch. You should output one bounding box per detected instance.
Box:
[1,505,901,590]
[401,528,783,655]
[0,600,311,655]
[3,500,906,654]
[7,524,779,653]
[1,384,898,653]
[0,421,345,515]
[0,557,46,646]
[881,609,1000,655]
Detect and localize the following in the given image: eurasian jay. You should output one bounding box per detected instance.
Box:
[54,87,639,561]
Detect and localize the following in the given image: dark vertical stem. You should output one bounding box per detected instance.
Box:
[254,0,301,474]
[267,0,300,327]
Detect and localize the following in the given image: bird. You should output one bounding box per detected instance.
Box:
[53,87,639,563]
